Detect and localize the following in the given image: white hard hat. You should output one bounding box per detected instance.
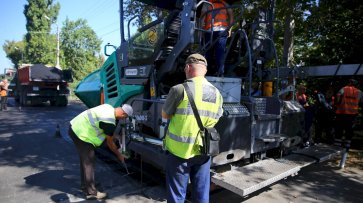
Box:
[121,104,133,116]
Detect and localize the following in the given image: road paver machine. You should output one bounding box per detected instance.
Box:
[75,0,344,197]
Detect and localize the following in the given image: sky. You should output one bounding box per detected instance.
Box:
[0,0,121,74]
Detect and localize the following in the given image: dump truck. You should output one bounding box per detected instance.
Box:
[74,0,360,197]
[14,64,71,106]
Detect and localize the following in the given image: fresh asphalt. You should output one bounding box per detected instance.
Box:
[1,98,362,203]
[0,98,166,203]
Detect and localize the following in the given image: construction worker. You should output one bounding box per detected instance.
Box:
[162,54,223,203]
[68,104,133,200]
[335,79,363,143]
[201,0,234,77]
[251,81,262,96]
[314,84,335,144]
[296,83,315,145]
[0,79,9,111]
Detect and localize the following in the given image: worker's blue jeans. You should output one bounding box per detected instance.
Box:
[205,31,228,76]
[166,153,211,203]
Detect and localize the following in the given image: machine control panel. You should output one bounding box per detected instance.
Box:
[223,103,250,116]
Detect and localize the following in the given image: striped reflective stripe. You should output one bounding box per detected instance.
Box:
[343,101,359,106]
[168,132,196,144]
[87,110,105,142]
[206,19,228,23]
[336,107,358,114]
[175,107,220,119]
[97,117,114,123]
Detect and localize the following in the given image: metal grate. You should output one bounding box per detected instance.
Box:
[105,63,118,99]
[254,97,267,114]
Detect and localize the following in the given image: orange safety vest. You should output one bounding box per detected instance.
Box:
[0,90,6,97]
[204,0,229,30]
[0,83,8,97]
[336,86,360,115]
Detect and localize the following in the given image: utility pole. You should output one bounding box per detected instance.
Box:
[55,24,60,69]
[45,15,61,69]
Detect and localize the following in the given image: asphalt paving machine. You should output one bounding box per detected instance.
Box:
[75,0,346,197]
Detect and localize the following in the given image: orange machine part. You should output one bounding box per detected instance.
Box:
[263,81,273,97]
[100,88,105,104]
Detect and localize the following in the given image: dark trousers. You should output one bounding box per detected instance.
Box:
[314,111,334,143]
[68,127,97,195]
[205,31,228,76]
[0,96,7,110]
[335,114,356,140]
[166,153,211,203]
[304,106,315,142]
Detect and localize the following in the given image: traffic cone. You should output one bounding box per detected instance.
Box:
[54,124,61,138]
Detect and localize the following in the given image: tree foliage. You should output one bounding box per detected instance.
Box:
[124,0,159,23]
[2,40,26,68]
[23,0,60,65]
[299,0,363,65]
[3,0,361,82]
[61,18,103,82]
[232,0,362,66]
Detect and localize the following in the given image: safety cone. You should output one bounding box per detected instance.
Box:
[54,124,61,138]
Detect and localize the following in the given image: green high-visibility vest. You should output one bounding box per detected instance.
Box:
[165,77,223,159]
[70,104,115,147]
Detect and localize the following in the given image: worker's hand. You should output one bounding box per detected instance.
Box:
[117,154,126,162]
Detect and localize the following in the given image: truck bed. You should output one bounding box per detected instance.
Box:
[18,64,64,84]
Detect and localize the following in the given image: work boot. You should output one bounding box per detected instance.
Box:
[81,182,101,192]
[86,191,107,200]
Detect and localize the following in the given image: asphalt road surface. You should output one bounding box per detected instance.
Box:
[0,98,362,203]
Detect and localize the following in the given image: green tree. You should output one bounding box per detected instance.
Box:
[300,0,363,65]
[274,0,315,67]
[3,40,26,68]
[23,0,60,65]
[61,18,103,82]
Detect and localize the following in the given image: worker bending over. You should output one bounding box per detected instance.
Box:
[68,104,133,200]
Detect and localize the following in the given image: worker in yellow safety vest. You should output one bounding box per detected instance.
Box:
[335,79,363,142]
[162,53,223,203]
[201,0,234,77]
[68,103,133,200]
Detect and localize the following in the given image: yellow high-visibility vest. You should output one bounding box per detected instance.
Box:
[165,77,223,159]
[70,104,115,147]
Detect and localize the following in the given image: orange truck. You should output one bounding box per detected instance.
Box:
[14,64,71,106]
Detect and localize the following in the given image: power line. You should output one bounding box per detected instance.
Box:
[83,0,113,20]
[93,20,119,33]
[99,28,119,38]
[79,0,109,19]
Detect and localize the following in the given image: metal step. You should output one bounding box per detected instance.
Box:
[211,144,342,197]
[256,134,286,142]
[292,143,343,163]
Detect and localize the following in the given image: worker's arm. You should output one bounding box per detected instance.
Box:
[100,122,125,162]
[335,94,341,105]
[228,7,234,25]
[227,6,234,37]
[335,88,344,104]
[200,4,210,29]
[106,136,125,162]
[162,110,172,119]
[161,85,184,120]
